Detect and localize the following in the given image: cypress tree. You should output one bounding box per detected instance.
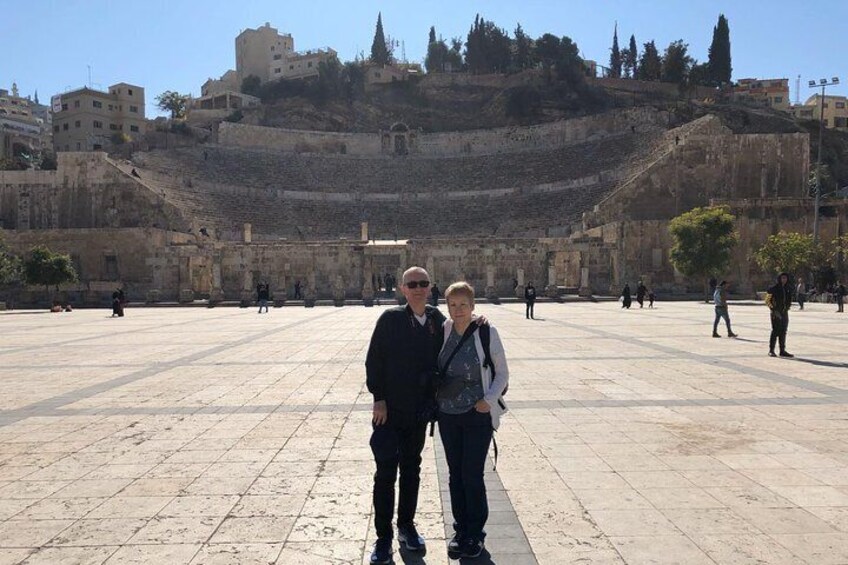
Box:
[707,14,732,85]
[628,34,638,78]
[370,12,390,65]
[609,23,622,78]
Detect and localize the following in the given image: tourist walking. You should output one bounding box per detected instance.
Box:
[294,280,302,300]
[796,278,806,310]
[257,283,270,313]
[365,267,444,564]
[437,282,509,560]
[836,282,846,313]
[636,281,647,308]
[648,289,655,308]
[524,282,537,319]
[111,288,125,317]
[712,281,737,338]
[621,283,632,309]
[766,273,793,358]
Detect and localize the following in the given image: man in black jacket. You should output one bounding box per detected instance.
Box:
[766,272,793,358]
[366,266,445,564]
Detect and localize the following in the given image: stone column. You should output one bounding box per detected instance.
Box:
[515,268,525,299]
[239,269,254,307]
[485,265,498,301]
[145,257,166,303]
[178,257,194,303]
[243,223,252,244]
[209,261,224,304]
[545,265,558,298]
[274,273,286,307]
[304,271,317,307]
[333,275,345,307]
[578,266,592,297]
[360,222,369,241]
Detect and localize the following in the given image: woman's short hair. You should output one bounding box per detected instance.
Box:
[445,281,475,304]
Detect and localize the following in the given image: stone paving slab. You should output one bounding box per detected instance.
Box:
[0,301,847,564]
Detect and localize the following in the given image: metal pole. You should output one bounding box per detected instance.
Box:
[813,86,825,242]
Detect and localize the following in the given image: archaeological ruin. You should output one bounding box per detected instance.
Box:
[1,100,844,306]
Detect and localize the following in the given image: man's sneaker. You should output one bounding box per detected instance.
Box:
[779,351,794,358]
[728,332,738,338]
[397,523,425,552]
[447,532,464,559]
[712,332,721,338]
[370,538,392,564]
[768,350,777,357]
[460,538,485,559]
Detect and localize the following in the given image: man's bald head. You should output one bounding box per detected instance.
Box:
[402,266,430,285]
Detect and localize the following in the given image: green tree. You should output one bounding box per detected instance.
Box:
[155,91,189,119]
[425,26,448,73]
[626,34,638,78]
[754,232,822,276]
[637,40,662,81]
[241,75,261,96]
[0,231,21,287]
[554,36,584,88]
[669,206,738,288]
[661,40,693,85]
[688,62,711,86]
[465,15,512,74]
[809,163,836,198]
[428,26,436,45]
[370,12,391,65]
[23,245,78,295]
[707,14,732,85]
[513,23,535,71]
[609,24,621,78]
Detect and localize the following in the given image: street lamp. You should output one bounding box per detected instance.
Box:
[809,76,840,241]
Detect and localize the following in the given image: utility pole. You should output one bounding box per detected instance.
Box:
[808,77,840,242]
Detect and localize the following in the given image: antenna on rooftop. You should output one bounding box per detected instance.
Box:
[401,40,406,63]
[87,65,92,88]
[795,75,801,105]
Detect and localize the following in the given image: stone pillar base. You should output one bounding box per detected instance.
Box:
[578,286,593,297]
[0,301,6,311]
[545,285,559,299]
[145,289,161,304]
[485,286,499,303]
[363,298,374,307]
[515,285,525,299]
[209,289,224,304]
[304,298,316,308]
[273,298,285,307]
[239,291,252,308]
[179,289,195,303]
[84,290,102,306]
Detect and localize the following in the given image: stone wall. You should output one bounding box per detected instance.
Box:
[218,107,669,157]
[0,153,188,232]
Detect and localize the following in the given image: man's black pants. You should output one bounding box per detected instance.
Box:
[525,301,535,319]
[370,418,427,540]
[769,312,789,352]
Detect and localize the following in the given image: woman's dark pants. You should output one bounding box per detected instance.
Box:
[438,409,493,543]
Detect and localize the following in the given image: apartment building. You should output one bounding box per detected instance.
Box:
[733,78,790,111]
[51,83,146,152]
[796,93,848,130]
[0,83,50,159]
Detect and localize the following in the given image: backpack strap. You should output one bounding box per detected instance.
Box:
[480,324,507,397]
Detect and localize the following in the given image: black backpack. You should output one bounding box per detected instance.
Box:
[479,324,508,401]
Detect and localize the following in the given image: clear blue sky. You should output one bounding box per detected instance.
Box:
[4,0,846,117]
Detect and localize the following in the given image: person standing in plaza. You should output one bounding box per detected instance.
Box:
[648,288,656,308]
[712,281,737,338]
[796,278,806,310]
[524,282,537,319]
[835,281,846,313]
[766,272,793,358]
[621,283,632,309]
[430,282,441,307]
[256,283,270,313]
[365,267,444,564]
[636,280,647,308]
[294,279,302,300]
[437,282,509,559]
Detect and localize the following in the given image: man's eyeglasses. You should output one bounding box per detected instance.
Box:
[405,280,430,289]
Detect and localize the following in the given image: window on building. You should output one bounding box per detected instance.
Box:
[130,125,139,132]
[109,124,118,130]
[62,123,69,131]
[129,105,138,113]
[128,89,133,95]
[836,102,846,109]
[93,100,102,108]
[93,143,102,150]
[289,65,294,70]
[823,103,829,108]
[61,103,68,111]
[64,145,69,151]
[274,68,281,74]
[375,72,382,78]
[774,96,783,103]
[53,125,60,132]
[108,104,113,111]
[93,120,103,128]
[308,61,313,68]
[75,120,81,128]
[273,54,282,60]
[835,117,848,128]
[76,142,81,150]
[74,100,80,108]
[824,119,829,127]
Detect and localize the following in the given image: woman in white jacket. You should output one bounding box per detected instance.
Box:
[436,282,509,559]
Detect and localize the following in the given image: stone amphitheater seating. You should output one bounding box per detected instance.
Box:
[128,130,668,239]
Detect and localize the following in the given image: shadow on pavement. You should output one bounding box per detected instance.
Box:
[792,358,848,369]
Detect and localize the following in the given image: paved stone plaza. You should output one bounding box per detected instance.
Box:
[0,301,847,564]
